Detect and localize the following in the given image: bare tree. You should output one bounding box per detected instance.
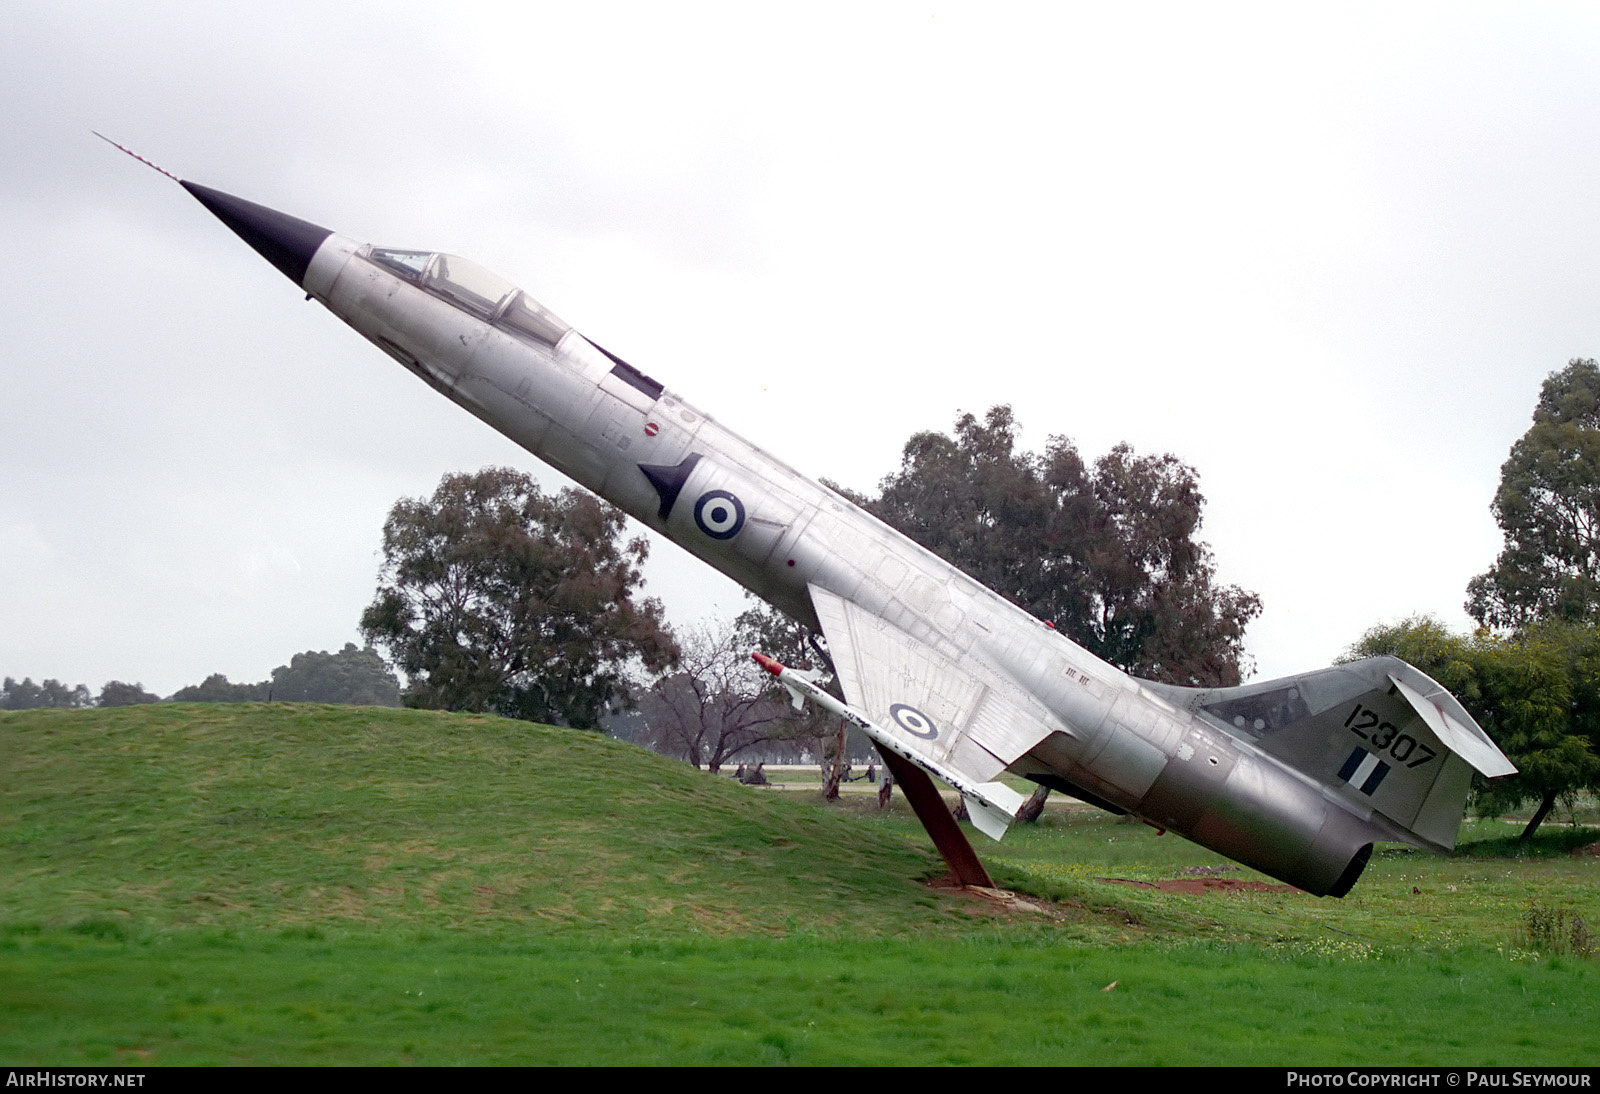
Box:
[638,621,814,772]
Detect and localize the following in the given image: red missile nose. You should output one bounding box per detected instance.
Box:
[751,651,785,676]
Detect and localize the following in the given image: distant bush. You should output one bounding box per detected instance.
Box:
[269,644,400,706]
[168,673,271,703]
[97,681,161,707]
[166,645,402,706]
[1,677,92,710]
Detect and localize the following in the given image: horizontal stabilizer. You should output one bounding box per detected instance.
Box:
[1388,674,1517,778]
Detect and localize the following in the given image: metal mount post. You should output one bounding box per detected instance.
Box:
[875,746,995,889]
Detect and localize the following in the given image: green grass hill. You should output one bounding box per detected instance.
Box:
[1,703,963,937]
[3,703,1598,1064]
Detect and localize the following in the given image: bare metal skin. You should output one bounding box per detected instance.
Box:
[172,181,1514,897]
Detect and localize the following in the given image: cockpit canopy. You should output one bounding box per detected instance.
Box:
[365,246,571,349]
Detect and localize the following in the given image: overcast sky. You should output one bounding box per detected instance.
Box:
[6,2,1600,697]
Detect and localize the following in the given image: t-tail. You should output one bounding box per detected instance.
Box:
[1138,655,1514,895]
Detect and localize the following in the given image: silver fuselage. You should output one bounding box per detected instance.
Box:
[298,231,1411,896]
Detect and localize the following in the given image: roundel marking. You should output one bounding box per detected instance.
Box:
[644,421,660,437]
[694,489,746,540]
[889,703,938,741]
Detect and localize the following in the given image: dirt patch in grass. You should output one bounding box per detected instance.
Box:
[1573,841,1600,857]
[924,874,1081,922]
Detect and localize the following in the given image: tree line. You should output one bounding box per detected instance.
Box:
[18,365,1598,837]
[2,643,400,710]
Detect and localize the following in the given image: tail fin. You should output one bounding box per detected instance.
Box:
[1145,657,1515,852]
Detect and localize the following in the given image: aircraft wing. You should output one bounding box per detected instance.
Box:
[808,585,1065,786]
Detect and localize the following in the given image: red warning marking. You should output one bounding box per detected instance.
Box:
[644,421,660,437]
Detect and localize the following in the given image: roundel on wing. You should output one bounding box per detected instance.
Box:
[889,703,938,741]
[693,489,746,540]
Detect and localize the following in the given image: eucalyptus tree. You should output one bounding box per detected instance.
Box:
[861,405,1261,687]
[1468,359,1600,629]
[361,467,677,728]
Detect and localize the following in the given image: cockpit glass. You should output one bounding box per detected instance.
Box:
[425,254,515,318]
[363,245,571,347]
[368,248,431,280]
[497,291,571,348]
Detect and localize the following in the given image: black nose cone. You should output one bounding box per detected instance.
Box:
[181,181,334,288]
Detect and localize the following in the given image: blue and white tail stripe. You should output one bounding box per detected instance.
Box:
[1338,748,1391,796]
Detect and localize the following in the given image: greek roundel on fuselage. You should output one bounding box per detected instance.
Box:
[638,454,748,542]
[889,703,939,740]
[694,490,745,540]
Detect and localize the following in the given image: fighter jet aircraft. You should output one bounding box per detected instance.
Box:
[146,166,1514,897]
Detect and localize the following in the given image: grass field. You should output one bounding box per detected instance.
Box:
[2,704,1596,1065]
